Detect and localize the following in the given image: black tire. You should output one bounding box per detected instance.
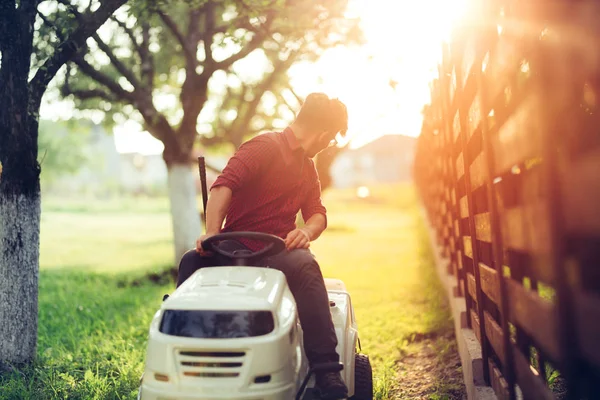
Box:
[350,353,373,400]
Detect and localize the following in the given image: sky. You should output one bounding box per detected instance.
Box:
[40,0,469,154]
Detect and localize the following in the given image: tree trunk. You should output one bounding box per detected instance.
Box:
[0,110,41,370]
[0,191,40,370]
[167,163,202,265]
[0,0,40,369]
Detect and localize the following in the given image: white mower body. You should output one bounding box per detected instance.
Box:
[138,266,363,400]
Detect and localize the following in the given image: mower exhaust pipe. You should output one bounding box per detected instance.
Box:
[198,156,209,232]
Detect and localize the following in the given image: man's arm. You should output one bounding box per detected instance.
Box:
[302,213,326,241]
[284,213,326,250]
[196,186,232,253]
[205,186,232,235]
[197,136,276,253]
[286,162,328,250]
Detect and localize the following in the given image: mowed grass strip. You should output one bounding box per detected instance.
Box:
[0,184,459,399]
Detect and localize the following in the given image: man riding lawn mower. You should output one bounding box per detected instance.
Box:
[138,93,373,400]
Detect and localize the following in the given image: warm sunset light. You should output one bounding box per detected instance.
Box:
[290,0,471,148]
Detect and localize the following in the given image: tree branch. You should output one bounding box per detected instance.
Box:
[140,22,153,88]
[177,73,209,145]
[202,3,215,66]
[55,0,85,23]
[213,28,270,71]
[186,8,202,43]
[71,55,135,103]
[91,32,141,89]
[287,84,304,106]
[199,135,226,147]
[158,9,197,69]
[213,15,253,36]
[64,87,116,102]
[220,40,305,147]
[111,15,144,57]
[29,0,128,109]
[62,62,117,104]
[36,10,65,42]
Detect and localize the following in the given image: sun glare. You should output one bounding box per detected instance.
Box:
[290,0,470,148]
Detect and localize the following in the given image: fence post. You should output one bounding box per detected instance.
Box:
[475,1,516,397]
[537,3,579,398]
[453,27,491,385]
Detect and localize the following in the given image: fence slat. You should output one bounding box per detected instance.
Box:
[471,309,482,343]
[562,147,600,235]
[453,111,461,143]
[574,291,600,366]
[479,262,500,305]
[484,311,505,364]
[489,358,511,400]
[485,30,529,107]
[467,95,482,138]
[467,273,477,303]
[513,344,555,400]
[475,213,492,242]
[501,204,550,254]
[456,152,465,179]
[469,153,488,190]
[506,279,560,362]
[500,204,554,284]
[460,196,469,219]
[463,236,473,258]
[491,95,542,175]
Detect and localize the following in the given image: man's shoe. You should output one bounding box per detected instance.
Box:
[315,371,348,399]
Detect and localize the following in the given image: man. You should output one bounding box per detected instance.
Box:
[176,92,349,399]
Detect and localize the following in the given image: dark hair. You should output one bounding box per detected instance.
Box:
[295,93,348,137]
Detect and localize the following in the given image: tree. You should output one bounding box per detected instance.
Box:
[59,0,361,263]
[0,0,127,369]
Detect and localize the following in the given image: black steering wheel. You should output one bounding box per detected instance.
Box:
[201,232,286,266]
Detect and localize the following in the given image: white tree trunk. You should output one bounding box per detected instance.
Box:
[167,164,202,264]
[0,191,40,368]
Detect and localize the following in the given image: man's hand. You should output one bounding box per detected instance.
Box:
[196,232,218,256]
[285,228,311,250]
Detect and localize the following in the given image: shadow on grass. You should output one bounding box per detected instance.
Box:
[0,268,173,400]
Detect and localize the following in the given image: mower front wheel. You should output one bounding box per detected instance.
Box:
[350,353,373,400]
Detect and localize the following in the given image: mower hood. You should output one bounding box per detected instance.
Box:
[164,266,288,312]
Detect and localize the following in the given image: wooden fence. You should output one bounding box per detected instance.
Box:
[414,1,600,399]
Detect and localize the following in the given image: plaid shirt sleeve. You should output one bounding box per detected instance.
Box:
[301,160,328,228]
[211,135,277,193]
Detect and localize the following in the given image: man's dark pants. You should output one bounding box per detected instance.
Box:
[176,241,340,366]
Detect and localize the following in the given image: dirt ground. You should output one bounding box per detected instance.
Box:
[392,330,466,400]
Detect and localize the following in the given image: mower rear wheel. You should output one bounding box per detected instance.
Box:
[350,353,373,400]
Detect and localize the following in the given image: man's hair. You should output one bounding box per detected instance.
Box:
[295,93,348,137]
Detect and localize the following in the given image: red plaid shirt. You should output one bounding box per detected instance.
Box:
[211,127,327,250]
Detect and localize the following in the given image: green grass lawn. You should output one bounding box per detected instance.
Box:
[0,184,461,399]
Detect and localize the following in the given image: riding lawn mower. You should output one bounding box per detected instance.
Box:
[136,159,373,400]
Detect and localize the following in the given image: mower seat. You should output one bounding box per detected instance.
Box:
[324,278,346,292]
